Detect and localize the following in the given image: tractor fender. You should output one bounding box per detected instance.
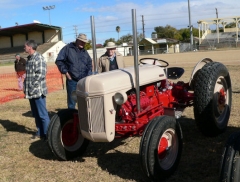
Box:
[189,58,213,89]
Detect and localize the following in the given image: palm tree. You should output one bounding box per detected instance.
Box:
[116,26,120,41]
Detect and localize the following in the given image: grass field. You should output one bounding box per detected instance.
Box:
[0,51,240,182]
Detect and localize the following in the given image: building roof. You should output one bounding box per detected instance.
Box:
[144,38,157,44]
[140,38,179,46]
[0,23,62,37]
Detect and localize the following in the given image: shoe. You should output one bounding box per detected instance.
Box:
[30,134,40,140]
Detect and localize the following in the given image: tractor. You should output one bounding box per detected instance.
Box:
[47,56,232,181]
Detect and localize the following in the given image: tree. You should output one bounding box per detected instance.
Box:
[82,39,92,50]
[225,22,236,28]
[178,27,198,42]
[154,25,180,39]
[116,26,120,41]
[137,32,144,42]
[103,38,116,47]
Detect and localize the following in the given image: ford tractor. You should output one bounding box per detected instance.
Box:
[47,57,231,181]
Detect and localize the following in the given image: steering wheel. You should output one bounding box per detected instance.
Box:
[139,58,169,67]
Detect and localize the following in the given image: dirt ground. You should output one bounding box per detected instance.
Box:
[0,50,240,182]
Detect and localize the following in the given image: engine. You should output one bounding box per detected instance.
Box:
[116,80,194,127]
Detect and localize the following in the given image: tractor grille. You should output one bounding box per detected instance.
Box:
[77,96,105,133]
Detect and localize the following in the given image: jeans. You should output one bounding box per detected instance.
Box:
[29,95,50,137]
[66,79,77,109]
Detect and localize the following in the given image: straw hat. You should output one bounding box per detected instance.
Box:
[76,33,88,43]
[105,42,117,49]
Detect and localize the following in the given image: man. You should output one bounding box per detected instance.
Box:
[14,54,26,91]
[55,33,92,109]
[23,40,50,140]
[98,42,125,73]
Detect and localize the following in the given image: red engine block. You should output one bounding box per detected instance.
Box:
[115,80,194,137]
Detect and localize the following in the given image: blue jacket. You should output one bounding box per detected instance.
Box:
[55,42,92,81]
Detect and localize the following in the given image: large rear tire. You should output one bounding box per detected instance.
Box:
[139,116,183,181]
[48,109,89,161]
[219,132,240,182]
[193,62,232,137]
[47,112,59,153]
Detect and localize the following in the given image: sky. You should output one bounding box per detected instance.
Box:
[0,0,239,44]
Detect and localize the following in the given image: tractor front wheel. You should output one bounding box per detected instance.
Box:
[47,109,89,161]
[139,116,183,181]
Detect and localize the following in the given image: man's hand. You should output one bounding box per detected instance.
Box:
[66,72,72,80]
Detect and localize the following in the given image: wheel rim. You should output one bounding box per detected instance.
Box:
[213,76,229,124]
[61,119,85,151]
[158,128,178,170]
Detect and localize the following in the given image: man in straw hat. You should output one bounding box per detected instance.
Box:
[55,33,92,109]
[98,42,125,73]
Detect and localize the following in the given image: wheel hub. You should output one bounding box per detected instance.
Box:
[158,137,169,159]
[218,88,226,113]
[62,122,78,146]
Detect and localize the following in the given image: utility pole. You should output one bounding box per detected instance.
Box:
[215,8,218,19]
[216,8,219,43]
[141,15,145,38]
[73,25,78,39]
[188,0,193,51]
[215,8,219,43]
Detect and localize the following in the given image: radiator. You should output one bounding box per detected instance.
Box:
[77,96,105,133]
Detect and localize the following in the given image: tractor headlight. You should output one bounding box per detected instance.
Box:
[114,92,127,105]
[71,91,77,102]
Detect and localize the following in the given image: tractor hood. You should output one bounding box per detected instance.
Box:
[76,64,166,96]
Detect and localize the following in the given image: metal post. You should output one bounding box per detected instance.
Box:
[216,8,219,43]
[188,0,193,51]
[90,16,97,73]
[236,18,239,47]
[132,9,140,113]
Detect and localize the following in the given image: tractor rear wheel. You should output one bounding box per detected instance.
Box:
[219,131,240,182]
[47,109,89,161]
[193,62,232,137]
[139,116,183,181]
[47,112,58,153]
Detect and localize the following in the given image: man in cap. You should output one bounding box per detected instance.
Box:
[55,33,92,109]
[98,42,125,73]
[14,53,26,91]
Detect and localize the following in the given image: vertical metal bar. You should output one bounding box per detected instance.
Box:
[131,9,140,113]
[90,16,97,73]
[188,0,193,50]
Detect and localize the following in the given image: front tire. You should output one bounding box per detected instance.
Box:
[139,116,183,181]
[48,109,89,161]
[193,62,232,137]
[219,132,240,182]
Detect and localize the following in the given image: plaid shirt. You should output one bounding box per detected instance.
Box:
[24,51,48,99]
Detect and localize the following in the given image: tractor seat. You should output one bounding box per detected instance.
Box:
[164,67,184,79]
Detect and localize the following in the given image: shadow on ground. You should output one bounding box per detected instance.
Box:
[22,109,63,118]
[0,119,35,135]
[27,116,240,182]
